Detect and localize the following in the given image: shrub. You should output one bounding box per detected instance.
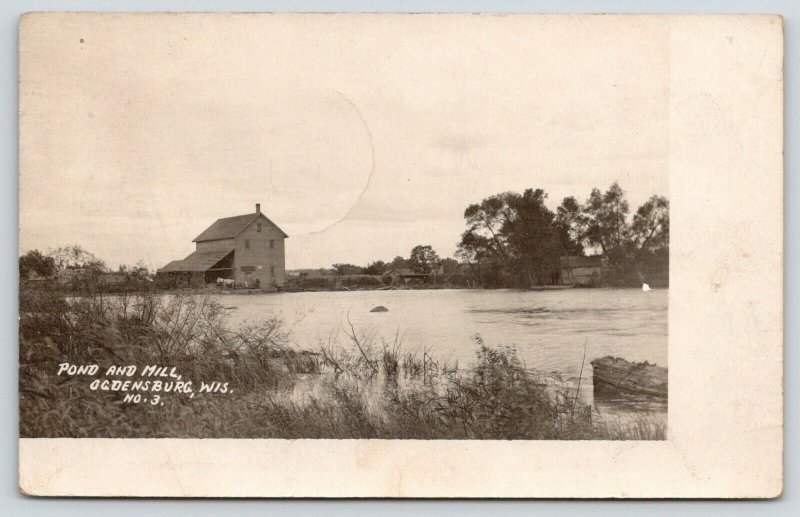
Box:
[337,275,385,289]
[19,286,310,437]
[298,276,336,290]
[19,285,661,440]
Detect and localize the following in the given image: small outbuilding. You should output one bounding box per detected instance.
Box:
[558,255,606,287]
[384,266,444,287]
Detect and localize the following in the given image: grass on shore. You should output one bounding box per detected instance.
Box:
[19,286,664,440]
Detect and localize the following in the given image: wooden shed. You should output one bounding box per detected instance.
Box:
[558,255,606,287]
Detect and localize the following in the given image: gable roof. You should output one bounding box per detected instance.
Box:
[193,212,289,242]
[158,249,234,273]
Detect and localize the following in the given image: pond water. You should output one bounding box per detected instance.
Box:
[222,287,668,421]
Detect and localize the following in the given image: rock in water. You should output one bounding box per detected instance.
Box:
[370,306,389,312]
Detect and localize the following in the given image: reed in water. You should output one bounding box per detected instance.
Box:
[19,286,664,440]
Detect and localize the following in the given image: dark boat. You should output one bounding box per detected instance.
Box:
[590,356,667,399]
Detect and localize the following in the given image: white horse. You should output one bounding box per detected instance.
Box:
[216,277,234,288]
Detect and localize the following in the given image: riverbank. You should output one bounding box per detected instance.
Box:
[24,277,667,297]
[98,283,631,296]
[20,289,665,439]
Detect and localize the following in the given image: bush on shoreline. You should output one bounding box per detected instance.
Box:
[19,286,664,440]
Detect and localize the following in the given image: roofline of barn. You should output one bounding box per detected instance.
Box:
[192,211,289,243]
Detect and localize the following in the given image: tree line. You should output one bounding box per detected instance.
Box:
[19,245,151,292]
[20,182,668,290]
[331,244,459,277]
[329,182,668,288]
[455,182,669,287]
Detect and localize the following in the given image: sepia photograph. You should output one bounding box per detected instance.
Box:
[16,11,783,498]
[19,12,669,441]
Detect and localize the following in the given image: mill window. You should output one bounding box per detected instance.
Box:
[269,239,275,249]
[244,239,250,250]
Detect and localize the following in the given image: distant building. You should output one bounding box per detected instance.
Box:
[559,255,606,287]
[384,266,444,286]
[157,204,288,289]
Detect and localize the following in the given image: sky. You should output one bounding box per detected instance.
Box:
[19,13,669,270]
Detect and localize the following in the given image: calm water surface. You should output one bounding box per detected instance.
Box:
[225,288,667,374]
[223,288,667,417]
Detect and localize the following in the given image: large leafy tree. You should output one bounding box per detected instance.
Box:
[567,184,669,283]
[48,245,106,272]
[579,182,631,270]
[440,257,461,274]
[19,249,56,279]
[408,245,441,275]
[502,189,564,284]
[457,183,668,287]
[456,230,498,265]
[455,230,502,285]
[631,195,669,257]
[388,256,408,270]
[461,193,514,268]
[555,196,586,254]
[457,188,583,285]
[363,260,387,275]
